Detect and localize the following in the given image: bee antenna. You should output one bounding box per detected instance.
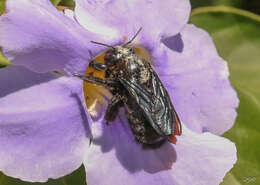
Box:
[123,27,142,47]
[91,41,115,49]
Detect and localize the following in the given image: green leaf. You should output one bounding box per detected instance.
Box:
[58,0,75,8]
[0,0,5,15]
[221,173,241,185]
[190,0,243,9]
[0,165,86,185]
[190,6,260,185]
[0,52,11,68]
[50,0,62,6]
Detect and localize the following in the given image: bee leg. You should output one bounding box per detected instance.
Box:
[89,61,107,71]
[105,94,124,123]
[73,74,118,90]
[105,68,112,78]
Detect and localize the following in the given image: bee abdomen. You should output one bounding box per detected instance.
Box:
[126,111,165,147]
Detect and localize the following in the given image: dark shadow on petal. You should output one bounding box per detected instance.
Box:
[71,93,92,138]
[92,116,116,153]
[162,33,184,53]
[92,109,177,174]
[0,65,56,98]
[202,126,209,133]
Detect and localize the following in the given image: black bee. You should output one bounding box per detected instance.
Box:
[75,28,182,149]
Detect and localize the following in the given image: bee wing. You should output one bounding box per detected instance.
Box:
[119,71,181,137]
[151,72,182,137]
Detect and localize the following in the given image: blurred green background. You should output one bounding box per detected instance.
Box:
[0,0,260,185]
[191,0,260,14]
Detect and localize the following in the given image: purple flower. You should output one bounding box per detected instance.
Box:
[0,0,239,185]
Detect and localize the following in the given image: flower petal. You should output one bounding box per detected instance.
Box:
[0,0,103,75]
[74,0,191,46]
[0,66,90,182]
[64,9,75,20]
[152,24,239,135]
[83,114,236,185]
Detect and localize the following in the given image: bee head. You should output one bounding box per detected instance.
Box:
[91,28,142,67]
[104,46,135,67]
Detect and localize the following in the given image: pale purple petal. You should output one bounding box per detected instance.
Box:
[74,0,191,48]
[83,113,236,185]
[0,66,91,182]
[0,0,104,75]
[64,9,75,20]
[152,24,239,135]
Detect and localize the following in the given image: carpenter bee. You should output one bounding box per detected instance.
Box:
[74,28,182,149]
